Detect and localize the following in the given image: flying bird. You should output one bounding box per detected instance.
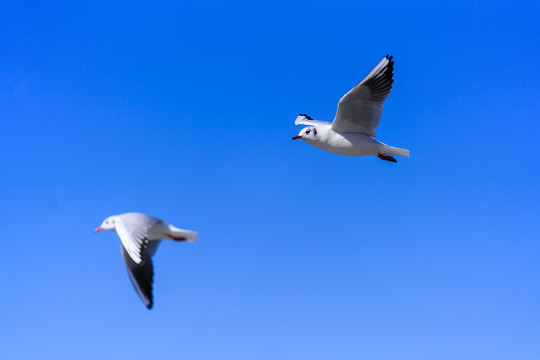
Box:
[292,55,409,162]
[95,212,198,309]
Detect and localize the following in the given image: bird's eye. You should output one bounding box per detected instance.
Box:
[306,130,311,135]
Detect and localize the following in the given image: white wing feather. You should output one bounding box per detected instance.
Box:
[295,114,330,127]
[115,213,161,264]
[331,56,394,137]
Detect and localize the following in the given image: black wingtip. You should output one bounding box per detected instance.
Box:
[146,303,153,309]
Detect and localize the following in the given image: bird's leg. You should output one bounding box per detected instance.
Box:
[378,154,397,163]
[168,234,187,241]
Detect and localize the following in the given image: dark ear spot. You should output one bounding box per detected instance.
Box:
[313,128,317,136]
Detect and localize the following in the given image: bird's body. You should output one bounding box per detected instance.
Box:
[300,123,407,157]
[145,220,197,243]
[95,212,197,309]
[293,55,410,162]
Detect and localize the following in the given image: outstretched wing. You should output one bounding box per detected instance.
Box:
[115,213,161,264]
[295,114,330,127]
[331,55,394,137]
[121,240,161,309]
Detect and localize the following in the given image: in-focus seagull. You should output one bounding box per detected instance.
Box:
[292,55,409,162]
[95,212,198,309]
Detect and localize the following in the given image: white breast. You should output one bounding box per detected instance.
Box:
[306,128,385,156]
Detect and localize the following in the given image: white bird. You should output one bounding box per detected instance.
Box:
[95,212,198,309]
[292,55,409,162]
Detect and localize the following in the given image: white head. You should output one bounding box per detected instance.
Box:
[292,126,318,142]
[94,215,118,232]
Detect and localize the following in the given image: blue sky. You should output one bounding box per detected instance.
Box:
[1,1,540,359]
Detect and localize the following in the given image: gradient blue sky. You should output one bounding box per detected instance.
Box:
[2,1,540,359]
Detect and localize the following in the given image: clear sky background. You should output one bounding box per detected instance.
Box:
[2,1,540,359]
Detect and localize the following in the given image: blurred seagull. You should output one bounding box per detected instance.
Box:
[95,212,198,309]
[292,55,409,162]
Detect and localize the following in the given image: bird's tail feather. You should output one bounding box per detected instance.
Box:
[168,225,198,242]
[386,146,410,157]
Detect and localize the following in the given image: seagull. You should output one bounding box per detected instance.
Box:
[95,212,198,309]
[292,55,409,162]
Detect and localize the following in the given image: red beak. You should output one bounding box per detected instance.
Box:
[292,135,302,140]
[94,227,103,233]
